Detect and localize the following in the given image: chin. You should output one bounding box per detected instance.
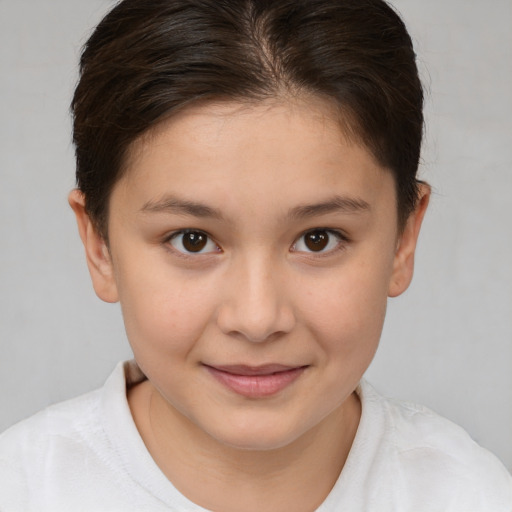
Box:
[202,412,313,452]
[214,431,301,452]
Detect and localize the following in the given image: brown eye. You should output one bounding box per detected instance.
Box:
[293,229,343,254]
[182,232,207,252]
[170,230,218,254]
[304,230,329,251]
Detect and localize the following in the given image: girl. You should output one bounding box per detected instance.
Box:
[1,0,510,510]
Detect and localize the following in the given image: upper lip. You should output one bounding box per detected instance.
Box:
[204,364,307,376]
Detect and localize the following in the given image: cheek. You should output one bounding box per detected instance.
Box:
[115,261,217,359]
[298,256,392,354]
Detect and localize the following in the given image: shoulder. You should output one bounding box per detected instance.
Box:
[0,387,104,464]
[0,361,138,510]
[0,386,102,448]
[359,380,512,510]
[0,360,139,465]
[0,388,104,508]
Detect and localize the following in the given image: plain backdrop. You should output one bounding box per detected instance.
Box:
[1,0,511,471]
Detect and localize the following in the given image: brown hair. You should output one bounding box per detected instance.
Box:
[72,0,423,237]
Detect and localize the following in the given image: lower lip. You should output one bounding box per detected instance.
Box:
[205,366,306,398]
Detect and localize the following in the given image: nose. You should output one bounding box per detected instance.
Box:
[216,254,296,343]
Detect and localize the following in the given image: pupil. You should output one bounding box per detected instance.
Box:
[183,232,207,252]
[305,231,329,251]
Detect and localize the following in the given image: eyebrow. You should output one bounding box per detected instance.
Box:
[140,194,370,220]
[140,196,223,219]
[288,195,371,219]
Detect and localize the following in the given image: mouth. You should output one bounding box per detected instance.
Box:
[203,363,308,398]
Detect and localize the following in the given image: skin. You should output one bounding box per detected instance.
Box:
[69,98,429,512]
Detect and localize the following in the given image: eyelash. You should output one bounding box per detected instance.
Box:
[291,228,349,256]
[163,228,349,258]
[165,229,221,256]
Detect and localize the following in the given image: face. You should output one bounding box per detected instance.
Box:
[71,99,427,451]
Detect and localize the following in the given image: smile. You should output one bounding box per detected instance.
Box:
[204,364,308,398]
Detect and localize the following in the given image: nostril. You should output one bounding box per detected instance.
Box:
[216,303,296,343]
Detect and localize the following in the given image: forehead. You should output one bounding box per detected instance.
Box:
[114,99,395,222]
[126,95,372,171]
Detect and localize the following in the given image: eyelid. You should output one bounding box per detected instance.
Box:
[165,229,221,255]
[291,228,349,255]
[162,227,348,258]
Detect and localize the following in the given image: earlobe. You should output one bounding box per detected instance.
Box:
[388,183,430,298]
[68,189,119,303]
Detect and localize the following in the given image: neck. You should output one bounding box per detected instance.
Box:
[129,381,361,512]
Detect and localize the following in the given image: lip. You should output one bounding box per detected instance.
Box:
[204,364,308,398]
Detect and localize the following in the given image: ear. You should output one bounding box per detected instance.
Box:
[388,183,430,298]
[68,189,119,303]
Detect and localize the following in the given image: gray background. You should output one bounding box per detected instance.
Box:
[1,0,511,471]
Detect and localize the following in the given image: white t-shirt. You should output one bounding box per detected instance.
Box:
[1,361,511,511]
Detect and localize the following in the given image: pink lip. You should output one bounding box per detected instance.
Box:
[204,364,307,398]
